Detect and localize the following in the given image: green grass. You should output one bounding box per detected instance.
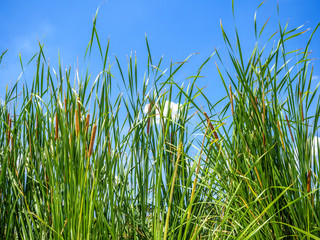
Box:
[1,3,320,239]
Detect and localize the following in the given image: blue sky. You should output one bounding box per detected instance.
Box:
[0,0,319,104]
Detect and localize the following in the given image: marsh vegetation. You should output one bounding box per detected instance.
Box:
[1,3,320,239]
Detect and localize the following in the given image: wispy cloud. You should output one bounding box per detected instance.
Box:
[312,75,319,81]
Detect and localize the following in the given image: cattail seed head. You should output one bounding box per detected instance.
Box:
[204,112,219,139]
[88,124,97,158]
[203,112,220,149]
[108,133,111,155]
[85,114,90,135]
[307,169,311,194]
[77,97,81,113]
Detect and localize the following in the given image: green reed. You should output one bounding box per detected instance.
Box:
[0,2,320,239]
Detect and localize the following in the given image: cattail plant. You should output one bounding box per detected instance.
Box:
[0,2,319,239]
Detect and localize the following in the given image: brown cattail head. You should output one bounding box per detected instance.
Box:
[85,114,90,135]
[55,112,58,140]
[203,112,214,130]
[108,133,111,155]
[229,85,234,116]
[88,124,97,158]
[203,112,219,140]
[251,97,258,113]
[307,169,311,194]
[75,109,79,137]
[77,97,81,113]
[203,112,220,149]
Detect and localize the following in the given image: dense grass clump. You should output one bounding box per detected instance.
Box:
[1,4,320,240]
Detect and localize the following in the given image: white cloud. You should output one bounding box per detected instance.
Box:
[143,100,181,124]
[311,136,319,161]
[312,75,319,81]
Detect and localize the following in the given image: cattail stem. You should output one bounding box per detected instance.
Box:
[147,102,152,135]
[11,132,14,151]
[164,142,183,240]
[262,91,266,124]
[75,109,79,137]
[261,91,266,147]
[7,118,12,146]
[229,85,234,116]
[77,97,81,116]
[254,166,263,188]
[277,120,285,150]
[55,112,59,140]
[26,122,32,160]
[299,91,304,121]
[7,116,12,165]
[188,124,209,220]
[36,114,39,140]
[76,97,81,136]
[64,98,68,122]
[6,113,10,145]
